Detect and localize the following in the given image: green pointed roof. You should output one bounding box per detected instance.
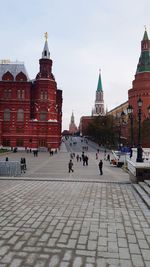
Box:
[136,30,150,74]
[143,30,149,40]
[97,71,103,92]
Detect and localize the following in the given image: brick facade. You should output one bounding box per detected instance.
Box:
[0,39,62,150]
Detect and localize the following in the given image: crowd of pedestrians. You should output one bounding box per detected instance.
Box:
[68,150,105,176]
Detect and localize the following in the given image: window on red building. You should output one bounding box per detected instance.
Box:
[40,91,44,99]
[44,91,48,99]
[17,89,25,99]
[4,89,11,99]
[4,109,11,121]
[40,91,48,100]
[17,109,24,121]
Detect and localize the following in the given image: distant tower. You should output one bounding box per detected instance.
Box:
[93,70,105,116]
[128,27,150,147]
[69,112,77,134]
[128,28,150,119]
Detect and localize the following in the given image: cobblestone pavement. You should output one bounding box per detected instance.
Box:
[0,141,150,266]
[0,180,150,267]
[0,144,129,182]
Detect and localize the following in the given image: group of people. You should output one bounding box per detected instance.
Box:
[82,152,89,166]
[33,149,38,157]
[68,151,104,175]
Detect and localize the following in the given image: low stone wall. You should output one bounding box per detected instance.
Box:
[127,160,150,183]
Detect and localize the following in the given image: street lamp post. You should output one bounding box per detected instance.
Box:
[127,104,134,147]
[118,111,125,149]
[136,98,143,162]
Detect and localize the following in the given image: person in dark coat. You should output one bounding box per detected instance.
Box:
[130,148,133,159]
[107,154,110,162]
[68,159,74,173]
[23,158,27,170]
[20,158,26,173]
[85,155,89,166]
[99,160,103,175]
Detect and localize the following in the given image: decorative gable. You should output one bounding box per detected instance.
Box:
[16,72,27,81]
[2,71,14,81]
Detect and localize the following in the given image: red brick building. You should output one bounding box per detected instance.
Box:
[79,116,94,136]
[0,35,62,150]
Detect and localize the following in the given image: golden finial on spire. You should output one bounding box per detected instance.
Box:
[144,25,147,31]
[44,32,48,41]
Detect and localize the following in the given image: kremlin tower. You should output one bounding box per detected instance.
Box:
[92,70,105,116]
[128,28,150,147]
[69,112,77,134]
[128,29,150,120]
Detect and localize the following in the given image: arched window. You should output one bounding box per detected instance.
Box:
[17,109,24,121]
[4,109,11,121]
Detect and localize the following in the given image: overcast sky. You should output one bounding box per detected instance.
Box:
[0,0,150,130]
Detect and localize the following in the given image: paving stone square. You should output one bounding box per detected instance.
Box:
[0,140,150,266]
[0,179,149,267]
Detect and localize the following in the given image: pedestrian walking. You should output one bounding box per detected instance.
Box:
[130,147,133,159]
[68,159,74,173]
[99,159,103,175]
[107,154,110,162]
[85,155,89,166]
[76,154,79,162]
[20,158,26,173]
[23,158,27,170]
[82,155,86,166]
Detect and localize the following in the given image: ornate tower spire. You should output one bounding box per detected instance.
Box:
[37,32,53,79]
[97,69,103,92]
[69,112,77,134]
[136,27,150,73]
[93,69,105,116]
[71,111,75,124]
[42,32,50,59]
